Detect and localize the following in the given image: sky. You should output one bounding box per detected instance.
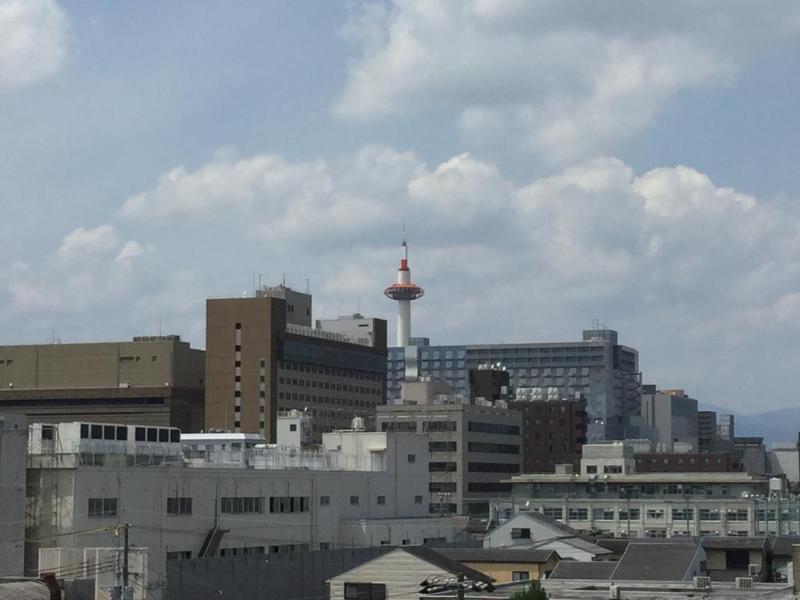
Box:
[2,0,800,414]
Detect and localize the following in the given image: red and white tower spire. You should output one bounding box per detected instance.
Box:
[384,239,424,347]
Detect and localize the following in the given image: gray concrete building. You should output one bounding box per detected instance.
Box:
[639,387,699,451]
[376,402,522,516]
[0,336,205,431]
[387,328,640,441]
[0,413,26,576]
[316,314,387,349]
[25,422,461,600]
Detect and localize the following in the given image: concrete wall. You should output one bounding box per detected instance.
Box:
[0,414,27,576]
[167,546,390,600]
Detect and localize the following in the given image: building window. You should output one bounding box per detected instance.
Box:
[167,497,193,516]
[586,465,597,474]
[269,497,309,513]
[350,495,359,505]
[221,497,264,514]
[319,542,331,550]
[88,498,118,518]
[344,583,386,600]
[414,495,423,504]
[543,507,563,521]
[512,572,529,581]
[166,551,192,560]
[377,495,386,505]
[407,454,416,463]
[568,508,588,521]
[320,496,330,506]
[510,528,531,539]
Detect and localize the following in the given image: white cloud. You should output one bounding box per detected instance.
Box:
[56,224,118,260]
[0,0,69,91]
[8,145,800,410]
[335,1,800,160]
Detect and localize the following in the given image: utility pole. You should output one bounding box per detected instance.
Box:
[457,573,465,600]
[123,523,130,590]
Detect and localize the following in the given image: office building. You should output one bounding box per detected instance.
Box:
[25,421,461,600]
[509,390,587,473]
[0,336,205,431]
[205,285,387,442]
[639,386,699,452]
[698,411,718,452]
[376,402,522,516]
[387,328,640,441]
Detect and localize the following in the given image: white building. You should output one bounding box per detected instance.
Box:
[0,413,27,576]
[25,421,464,599]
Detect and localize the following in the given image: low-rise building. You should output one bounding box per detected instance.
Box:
[329,546,493,600]
[25,421,463,600]
[376,402,522,516]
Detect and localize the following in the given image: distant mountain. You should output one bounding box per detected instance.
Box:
[698,403,800,445]
[734,408,800,446]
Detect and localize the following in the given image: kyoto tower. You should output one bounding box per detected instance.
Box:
[384,239,424,347]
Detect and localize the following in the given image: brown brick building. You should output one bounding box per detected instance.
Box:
[205,286,387,442]
[509,398,587,473]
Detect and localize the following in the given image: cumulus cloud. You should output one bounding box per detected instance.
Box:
[8,145,800,409]
[0,0,69,91]
[335,1,800,160]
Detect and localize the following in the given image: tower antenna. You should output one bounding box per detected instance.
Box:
[384,237,424,347]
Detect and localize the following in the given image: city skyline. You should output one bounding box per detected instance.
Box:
[3,2,800,413]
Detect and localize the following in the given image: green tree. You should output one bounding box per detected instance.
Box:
[510,580,548,600]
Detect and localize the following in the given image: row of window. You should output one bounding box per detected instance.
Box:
[278,376,381,396]
[539,506,750,522]
[79,424,180,443]
[278,392,378,407]
[278,362,382,382]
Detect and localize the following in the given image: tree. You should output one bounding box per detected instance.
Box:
[510,580,548,600]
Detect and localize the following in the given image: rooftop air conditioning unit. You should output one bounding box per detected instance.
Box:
[734,577,753,589]
[693,576,711,590]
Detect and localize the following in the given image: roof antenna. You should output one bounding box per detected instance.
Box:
[282,272,286,287]
[305,278,310,294]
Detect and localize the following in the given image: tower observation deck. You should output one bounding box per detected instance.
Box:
[384,240,424,347]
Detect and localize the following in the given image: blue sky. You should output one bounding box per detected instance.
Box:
[2,0,800,413]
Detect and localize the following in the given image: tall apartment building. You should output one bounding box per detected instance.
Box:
[639,386,699,452]
[0,336,205,431]
[387,328,640,441]
[206,286,387,442]
[376,402,522,516]
[509,391,587,473]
